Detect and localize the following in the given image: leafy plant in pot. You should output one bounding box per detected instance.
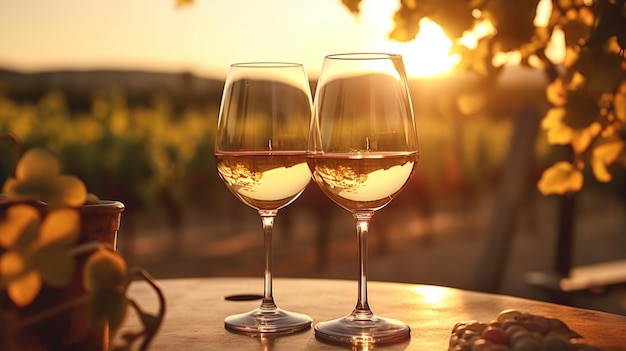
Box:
[0,134,165,351]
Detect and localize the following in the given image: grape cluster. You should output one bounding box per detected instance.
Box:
[448,309,603,351]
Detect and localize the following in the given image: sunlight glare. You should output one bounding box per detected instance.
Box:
[545,27,566,64]
[411,285,449,305]
[459,20,495,50]
[380,19,460,77]
[360,0,459,78]
[390,19,461,77]
[534,0,552,27]
[493,51,522,67]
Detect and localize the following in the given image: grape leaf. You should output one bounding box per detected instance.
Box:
[389,5,426,42]
[0,205,81,305]
[0,205,40,249]
[483,0,540,52]
[390,0,474,42]
[537,161,584,195]
[542,107,574,144]
[35,245,75,287]
[452,38,494,76]
[48,175,88,208]
[426,0,475,40]
[614,81,626,122]
[87,290,128,332]
[561,13,593,49]
[2,148,88,209]
[7,270,42,307]
[38,208,80,247]
[546,79,567,106]
[571,122,602,153]
[585,0,626,50]
[562,88,600,129]
[574,47,625,94]
[341,0,362,14]
[83,248,127,294]
[0,251,25,286]
[175,0,194,7]
[83,249,129,332]
[591,139,625,182]
[14,149,60,181]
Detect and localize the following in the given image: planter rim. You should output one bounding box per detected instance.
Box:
[79,200,125,214]
[0,195,125,213]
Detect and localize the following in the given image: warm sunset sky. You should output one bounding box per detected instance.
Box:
[0,0,457,79]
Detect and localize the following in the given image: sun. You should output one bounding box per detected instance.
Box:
[359,1,459,78]
[380,18,460,78]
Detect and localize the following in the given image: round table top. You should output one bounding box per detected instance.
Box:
[117,277,626,350]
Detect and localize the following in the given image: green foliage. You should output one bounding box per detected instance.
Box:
[0,89,221,213]
[0,146,87,307]
[83,248,128,332]
[1,147,165,349]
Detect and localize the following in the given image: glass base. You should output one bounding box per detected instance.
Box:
[314,313,411,344]
[224,307,312,335]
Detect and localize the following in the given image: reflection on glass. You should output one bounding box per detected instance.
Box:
[308,53,419,344]
[215,62,313,334]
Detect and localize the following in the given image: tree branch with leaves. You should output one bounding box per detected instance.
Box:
[342,0,626,195]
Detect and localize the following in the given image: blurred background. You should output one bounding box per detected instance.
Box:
[1,0,625,316]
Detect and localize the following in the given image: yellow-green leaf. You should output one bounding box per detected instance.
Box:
[546,79,567,106]
[35,245,75,287]
[614,81,626,123]
[591,139,625,182]
[8,270,42,307]
[50,175,88,208]
[83,249,129,331]
[83,249,127,293]
[542,108,574,145]
[3,177,48,203]
[3,147,88,208]
[38,208,80,247]
[1,178,18,199]
[571,122,602,153]
[87,290,128,332]
[15,148,60,182]
[542,108,565,129]
[537,161,584,195]
[0,205,40,249]
[0,251,26,285]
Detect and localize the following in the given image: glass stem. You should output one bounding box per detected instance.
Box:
[259,209,278,310]
[352,211,374,319]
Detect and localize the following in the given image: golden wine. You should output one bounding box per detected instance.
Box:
[216,151,310,211]
[308,152,418,212]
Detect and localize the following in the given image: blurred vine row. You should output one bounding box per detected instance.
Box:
[0,88,224,226]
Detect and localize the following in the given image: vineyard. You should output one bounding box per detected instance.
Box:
[2,68,626,313]
[0,67,595,238]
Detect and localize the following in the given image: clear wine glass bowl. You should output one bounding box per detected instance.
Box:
[307,53,419,344]
[215,62,313,334]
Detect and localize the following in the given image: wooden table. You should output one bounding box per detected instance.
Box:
[118,277,626,350]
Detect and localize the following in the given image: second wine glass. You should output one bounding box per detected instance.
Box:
[307,53,419,344]
[215,62,313,334]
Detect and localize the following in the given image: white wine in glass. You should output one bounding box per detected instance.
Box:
[215,62,313,334]
[307,53,419,344]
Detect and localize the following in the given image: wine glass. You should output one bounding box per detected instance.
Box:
[215,62,313,334]
[307,53,419,344]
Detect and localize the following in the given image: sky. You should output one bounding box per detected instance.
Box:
[0,0,457,79]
